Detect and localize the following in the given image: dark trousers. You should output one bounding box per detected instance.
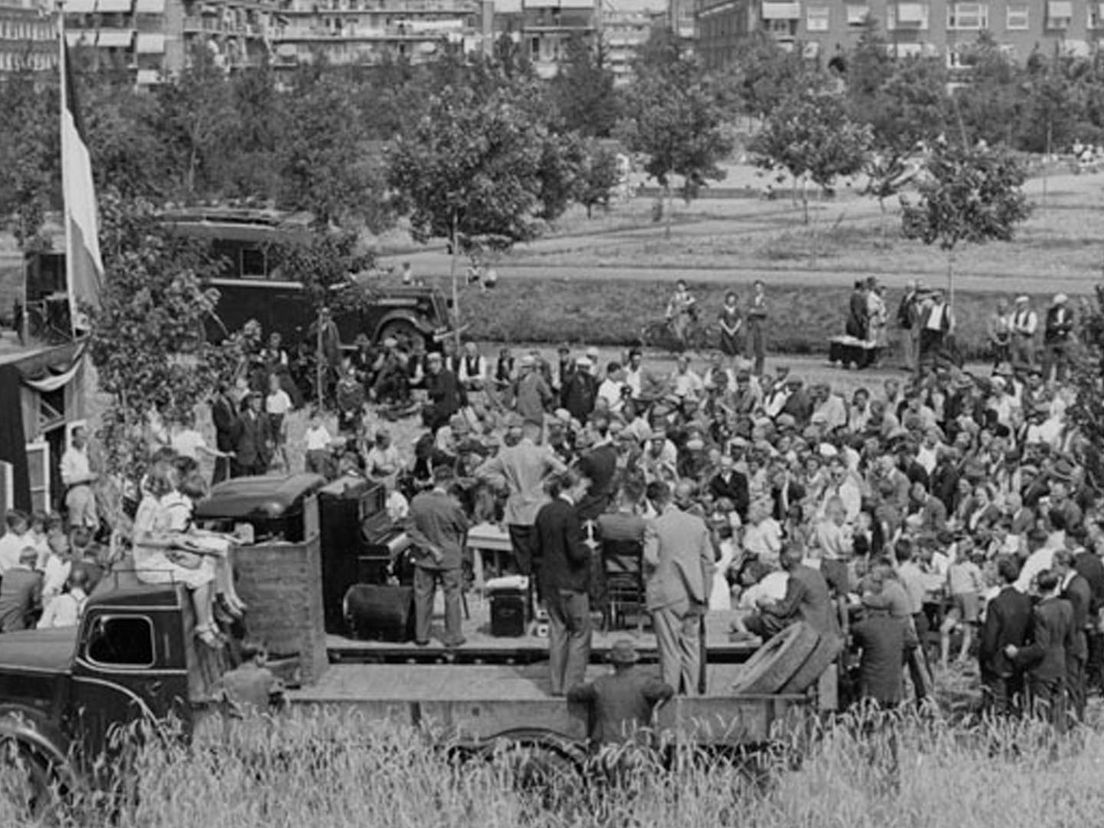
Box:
[508,524,537,576]
[652,605,703,696]
[231,458,267,478]
[1043,342,1071,383]
[906,612,932,701]
[1086,630,1104,692]
[748,321,765,374]
[213,455,231,485]
[547,588,591,695]
[1028,676,1067,732]
[981,670,1023,718]
[1067,652,1087,724]
[413,565,463,646]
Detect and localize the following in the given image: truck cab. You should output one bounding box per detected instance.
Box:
[0,580,208,801]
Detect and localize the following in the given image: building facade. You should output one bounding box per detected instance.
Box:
[272,0,493,69]
[0,1,56,73]
[695,0,1104,68]
[599,5,651,82]
[518,0,597,78]
[63,0,275,83]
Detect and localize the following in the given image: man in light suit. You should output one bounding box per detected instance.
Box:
[643,481,714,696]
[475,415,566,576]
[404,464,470,648]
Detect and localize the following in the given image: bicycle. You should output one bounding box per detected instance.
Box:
[639,315,719,354]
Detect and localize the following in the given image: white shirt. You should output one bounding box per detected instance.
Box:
[37,588,87,629]
[670,369,704,400]
[60,446,92,487]
[0,532,28,574]
[305,425,333,452]
[1015,546,1056,593]
[597,378,625,414]
[266,389,292,416]
[41,554,72,601]
[739,571,789,609]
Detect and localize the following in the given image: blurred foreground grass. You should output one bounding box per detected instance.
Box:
[6,706,1104,828]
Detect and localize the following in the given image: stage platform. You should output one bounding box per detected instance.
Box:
[326,600,758,666]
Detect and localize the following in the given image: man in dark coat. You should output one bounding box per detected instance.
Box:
[851,605,912,708]
[0,546,42,632]
[534,470,592,696]
[1072,527,1104,691]
[575,413,619,523]
[423,352,462,432]
[210,384,238,484]
[231,393,272,477]
[1007,570,1076,732]
[404,465,470,648]
[741,544,837,640]
[708,455,749,521]
[567,639,674,747]
[563,357,597,423]
[1055,549,1092,722]
[978,556,1033,717]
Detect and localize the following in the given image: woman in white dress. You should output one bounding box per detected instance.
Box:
[132,463,219,647]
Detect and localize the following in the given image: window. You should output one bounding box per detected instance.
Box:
[1091,2,1104,27]
[1046,0,1072,27]
[806,5,829,30]
[86,616,156,668]
[947,2,987,28]
[1007,3,1028,28]
[846,4,869,26]
[888,2,929,29]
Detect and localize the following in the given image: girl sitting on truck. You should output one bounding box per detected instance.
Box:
[132,462,221,648]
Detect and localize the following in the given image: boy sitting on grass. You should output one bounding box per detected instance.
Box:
[217,640,286,717]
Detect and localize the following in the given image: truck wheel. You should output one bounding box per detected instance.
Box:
[477,732,585,808]
[377,320,425,353]
[779,632,845,695]
[0,738,62,821]
[730,623,820,696]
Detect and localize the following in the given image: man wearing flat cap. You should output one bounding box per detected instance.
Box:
[1043,293,1075,384]
[567,639,674,747]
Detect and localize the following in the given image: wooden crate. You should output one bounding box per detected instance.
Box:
[234,532,328,686]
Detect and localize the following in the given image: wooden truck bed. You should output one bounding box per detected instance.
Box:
[287,663,812,747]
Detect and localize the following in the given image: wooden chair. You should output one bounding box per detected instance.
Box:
[601,538,645,632]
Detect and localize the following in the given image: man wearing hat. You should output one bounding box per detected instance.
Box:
[566,639,674,747]
[231,391,272,477]
[1043,293,1075,384]
[423,351,461,432]
[514,355,554,430]
[1010,295,1038,372]
[563,356,598,423]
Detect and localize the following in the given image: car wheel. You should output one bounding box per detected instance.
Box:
[0,738,62,822]
[730,622,821,696]
[377,319,425,353]
[779,632,845,695]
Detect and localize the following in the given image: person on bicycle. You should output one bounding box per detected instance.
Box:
[665,279,698,347]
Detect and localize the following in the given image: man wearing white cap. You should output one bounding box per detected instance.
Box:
[1043,293,1075,383]
[1010,295,1038,372]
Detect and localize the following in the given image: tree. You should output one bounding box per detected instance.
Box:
[89,191,239,478]
[952,33,1025,147]
[749,87,870,223]
[721,32,813,119]
[549,34,618,137]
[900,140,1031,302]
[575,141,621,218]
[616,43,733,235]
[0,65,59,249]
[387,84,572,338]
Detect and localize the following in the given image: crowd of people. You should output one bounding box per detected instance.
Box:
[1,278,1099,740]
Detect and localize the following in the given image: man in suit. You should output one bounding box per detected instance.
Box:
[643,481,714,696]
[0,546,43,632]
[210,384,238,484]
[423,352,462,432]
[978,556,1033,717]
[534,469,592,696]
[567,639,674,747]
[404,464,470,648]
[708,455,749,521]
[231,392,272,477]
[515,355,555,429]
[1007,570,1076,732]
[1054,549,1091,722]
[1071,526,1104,692]
[476,416,566,577]
[575,413,619,522]
[739,544,836,641]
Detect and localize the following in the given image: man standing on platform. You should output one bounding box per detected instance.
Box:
[534,469,593,696]
[476,415,566,576]
[404,464,469,648]
[747,280,768,375]
[60,426,98,531]
[643,481,714,695]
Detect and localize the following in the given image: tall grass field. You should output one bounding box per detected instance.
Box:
[5,708,1101,828]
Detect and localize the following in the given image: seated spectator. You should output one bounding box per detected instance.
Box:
[38,567,91,629]
[0,546,43,632]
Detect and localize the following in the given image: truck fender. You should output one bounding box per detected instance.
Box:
[469,727,587,770]
[372,310,435,338]
[0,707,81,793]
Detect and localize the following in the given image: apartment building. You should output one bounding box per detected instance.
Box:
[63,0,275,83]
[0,0,55,72]
[272,0,494,69]
[695,0,1103,68]
[599,4,652,81]
[516,0,598,78]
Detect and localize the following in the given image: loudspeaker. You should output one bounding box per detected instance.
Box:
[343,584,415,642]
[490,589,528,638]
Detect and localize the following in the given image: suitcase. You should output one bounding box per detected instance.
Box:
[343,584,415,642]
[490,589,528,637]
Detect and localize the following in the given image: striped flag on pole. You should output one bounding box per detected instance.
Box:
[59,36,103,333]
